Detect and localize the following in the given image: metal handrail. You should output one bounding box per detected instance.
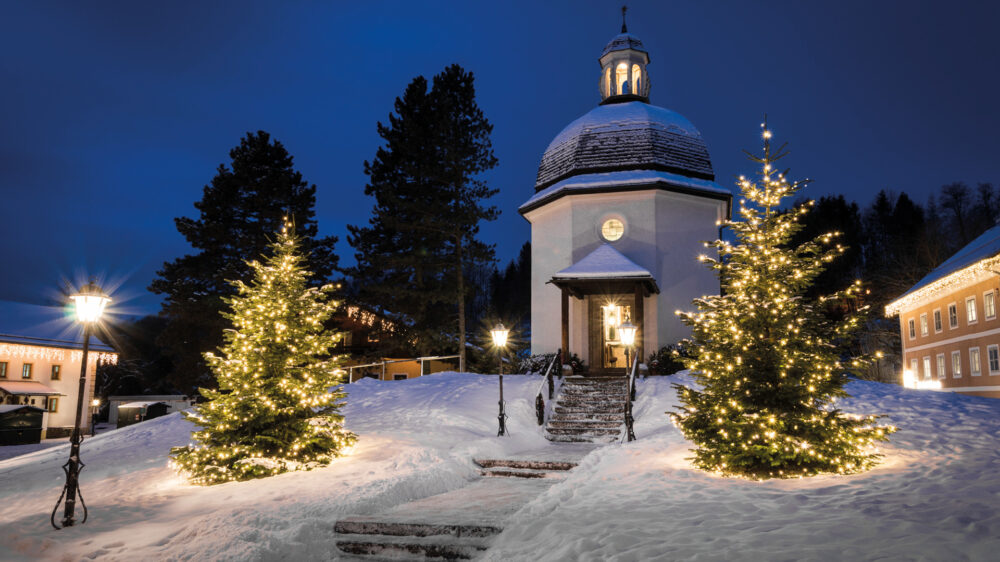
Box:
[624,353,638,442]
[535,350,562,425]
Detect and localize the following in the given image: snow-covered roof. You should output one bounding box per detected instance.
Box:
[0,380,63,396]
[535,102,714,191]
[520,169,730,214]
[553,244,654,280]
[119,401,167,409]
[0,404,44,413]
[0,300,114,352]
[886,224,1000,315]
[600,32,647,57]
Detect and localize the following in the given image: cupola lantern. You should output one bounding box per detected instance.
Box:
[599,6,651,104]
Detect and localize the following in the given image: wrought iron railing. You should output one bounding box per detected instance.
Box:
[624,354,638,442]
[535,350,562,425]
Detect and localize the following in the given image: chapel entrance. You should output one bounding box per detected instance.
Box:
[588,296,634,373]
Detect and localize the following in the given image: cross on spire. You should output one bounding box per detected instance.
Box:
[621,5,628,33]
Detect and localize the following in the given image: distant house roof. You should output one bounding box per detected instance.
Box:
[0,300,114,352]
[0,380,63,396]
[119,401,167,409]
[0,405,44,414]
[886,224,1000,315]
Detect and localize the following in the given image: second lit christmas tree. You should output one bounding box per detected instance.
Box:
[671,121,894,479]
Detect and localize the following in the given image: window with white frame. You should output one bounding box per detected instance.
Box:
[989,345,1000,374]
[908,319,916,339]
[985,291,996,320]
[948,303,958,328]
[909,358,918,376]
[970,347,982,376]
[933,309,942,332]
[952,351,962,378]
[923,356,932,380]
[967,297,978,324]
[920,313,929,336]
[936,353,946,379]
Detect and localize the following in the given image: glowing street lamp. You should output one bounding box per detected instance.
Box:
[491,322,510,437]
[619,321,637,371]
[90,398,101,437]
[53,280,110,529]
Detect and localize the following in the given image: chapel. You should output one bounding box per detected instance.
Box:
[520,13,732,372]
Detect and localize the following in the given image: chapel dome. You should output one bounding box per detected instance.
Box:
[534,101,715,191]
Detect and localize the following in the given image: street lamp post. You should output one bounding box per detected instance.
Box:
[90,399,101,437]
[491,322,510,437]
[619,321,638,442]
[52,281,110,530]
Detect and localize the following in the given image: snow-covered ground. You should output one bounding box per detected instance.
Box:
[2,372,999,560]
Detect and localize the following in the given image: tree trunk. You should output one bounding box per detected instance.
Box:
[457,235,466,372]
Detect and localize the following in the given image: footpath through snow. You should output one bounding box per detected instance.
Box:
[1,371,999,560]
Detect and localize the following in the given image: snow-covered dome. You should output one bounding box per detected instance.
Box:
[534,101,715,191]
[600,32,647,58]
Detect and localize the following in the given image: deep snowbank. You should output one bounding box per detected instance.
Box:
[2,372,999,561]
[0,372,548,561]
[486,375,1000,561]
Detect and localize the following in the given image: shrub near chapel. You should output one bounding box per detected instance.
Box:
[671,123,895,479]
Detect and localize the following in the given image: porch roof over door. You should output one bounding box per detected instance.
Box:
[549,244,659,297]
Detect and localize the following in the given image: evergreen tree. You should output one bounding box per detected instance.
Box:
[150,131,338,393]
[671,122,894,479]
[348,64,498,370]
[170,222,355,485]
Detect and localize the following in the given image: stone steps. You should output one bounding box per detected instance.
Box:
[334,520,498,560]
[545,373,630,444]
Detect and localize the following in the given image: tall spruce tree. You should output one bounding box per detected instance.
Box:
[348,64,498,370]
[170,222,355,485]
[671,122,894,479]
[150,131,338,393]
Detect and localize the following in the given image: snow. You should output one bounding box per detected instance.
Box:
[0,380,62,395]
[600,32,647,57]
[553,243,653,279]
[521,169,730,212]
[0,404,45,413]
[3,371,1000,560]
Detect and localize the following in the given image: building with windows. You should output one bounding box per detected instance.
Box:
[0,300,117,437]
[885,225,1000,398]
[520,19,731,371]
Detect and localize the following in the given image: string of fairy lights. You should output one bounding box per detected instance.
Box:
[671,121,896,480]
[169,221,356,485]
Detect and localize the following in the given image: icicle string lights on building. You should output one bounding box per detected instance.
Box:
[670,119,896,479]
[169,219,356,485]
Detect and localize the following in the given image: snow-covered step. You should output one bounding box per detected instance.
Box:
[545,426,621,436]
[550,411,625,421]
[554,405,624,413]
[546,433,619,443]
[479,467,569,479]
[546,420,622,429]
[335,533,490,560]
[473,458,577,471]
[334,519,501,538]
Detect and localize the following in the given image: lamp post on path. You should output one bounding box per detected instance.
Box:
[52,280,110,529]
[491,322,510,437]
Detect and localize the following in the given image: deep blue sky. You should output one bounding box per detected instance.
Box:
[2,0,998,316]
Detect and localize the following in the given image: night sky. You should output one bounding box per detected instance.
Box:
[2,0,998,316]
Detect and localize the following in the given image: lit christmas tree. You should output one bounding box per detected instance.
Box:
[671,121,895,479]
[170,221,356,484]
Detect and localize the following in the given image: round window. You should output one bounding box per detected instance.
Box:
[601,218,625,242]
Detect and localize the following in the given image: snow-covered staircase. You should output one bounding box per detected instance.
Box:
[545,375,626,443]
[333,457,579,559]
